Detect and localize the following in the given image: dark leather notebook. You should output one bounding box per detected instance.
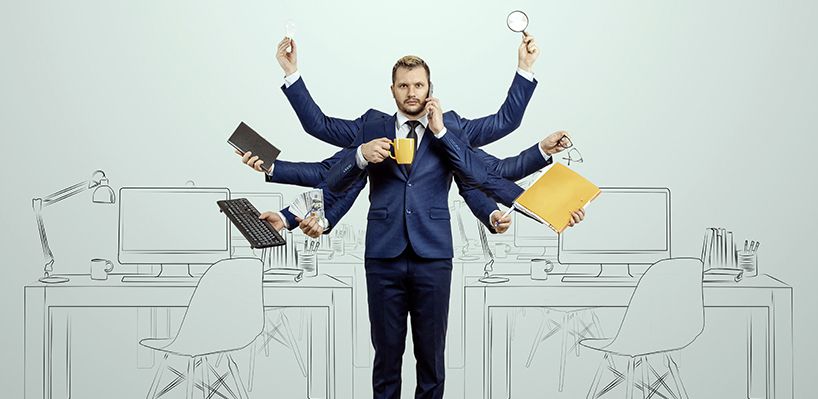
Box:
[228,122,281,171]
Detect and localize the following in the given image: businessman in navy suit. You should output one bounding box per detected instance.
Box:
[318,56,580,399]
[244,34,568,238]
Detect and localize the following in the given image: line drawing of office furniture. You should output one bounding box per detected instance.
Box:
[523,307,606,392]
[23,273,353,399]
[580,257,704,399]
[141,257,263,399]
[32,169,117,284]
[462,274,793,398]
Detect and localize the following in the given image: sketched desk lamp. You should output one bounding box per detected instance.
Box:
[32,170,116,284]
[478,223,509,284]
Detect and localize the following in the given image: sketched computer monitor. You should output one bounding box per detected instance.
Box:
[513,211,558,258]
[558,187,671,280]
[118,187,231,280]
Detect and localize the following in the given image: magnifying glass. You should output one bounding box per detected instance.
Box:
[507,10,529,34]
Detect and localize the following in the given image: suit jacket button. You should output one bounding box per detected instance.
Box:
[406,209,412,215]
[407,183,413,187]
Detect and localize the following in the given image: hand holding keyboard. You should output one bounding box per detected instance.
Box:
[218,198,286,248]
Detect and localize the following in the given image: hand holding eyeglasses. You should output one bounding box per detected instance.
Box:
[540,131,584,166]
[540,131,572,155]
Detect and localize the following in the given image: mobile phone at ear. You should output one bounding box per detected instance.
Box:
[429,81,434,97]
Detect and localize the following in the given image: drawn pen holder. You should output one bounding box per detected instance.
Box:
[736,250,758,278]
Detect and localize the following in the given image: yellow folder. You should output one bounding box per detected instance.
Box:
[513,163,601,234]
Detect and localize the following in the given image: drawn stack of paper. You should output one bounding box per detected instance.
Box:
[701,227,742,282]
[288,189,325,219]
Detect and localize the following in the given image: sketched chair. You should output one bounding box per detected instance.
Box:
[524,306,606,392]
[580,257,704,399]
[141,257,264,399]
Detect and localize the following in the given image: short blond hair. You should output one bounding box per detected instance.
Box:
[391,55,430,83]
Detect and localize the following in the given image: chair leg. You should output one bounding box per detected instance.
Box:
[202,356,211,399]
[591,310,605,339]
[247,338,257,391]
[559,313,569,392]
[574,313,581,357]
[625,357,635,399]
[525,316,547,368]
[282,313,308,377]
[586,353,608,399]
[227,354,251,399]
[640,356,648,399]
[146,353,169,399]
[666,354,690,399]
[199,357,208,399]
[186,357,196,399]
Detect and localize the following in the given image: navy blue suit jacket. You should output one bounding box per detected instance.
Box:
[326,116,496,259]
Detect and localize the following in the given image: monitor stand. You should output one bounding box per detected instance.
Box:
[561,264,638,284]
[121,264,200,283]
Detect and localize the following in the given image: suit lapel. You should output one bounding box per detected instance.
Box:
[409,126,433,177]
[382,116,406,180]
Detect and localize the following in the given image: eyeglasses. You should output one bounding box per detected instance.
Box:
[558,135,583,166]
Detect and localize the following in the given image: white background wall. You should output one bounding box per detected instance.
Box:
[1,0,816,397]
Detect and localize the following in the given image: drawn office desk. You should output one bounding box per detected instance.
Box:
[23,274,353,399]
[462,274,793,399]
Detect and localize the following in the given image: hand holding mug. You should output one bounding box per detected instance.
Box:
[362,138,392,164]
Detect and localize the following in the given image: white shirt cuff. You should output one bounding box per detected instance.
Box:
[516,68,535,82]
[355,145,368,169]
[489,209,500,231]
[433,126,447,139]
[537,144,552,161]
[267,163,275,176]
[284,71,301,88]
[277,211,290,229]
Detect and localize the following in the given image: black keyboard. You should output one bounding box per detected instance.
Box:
[217,198,286,249]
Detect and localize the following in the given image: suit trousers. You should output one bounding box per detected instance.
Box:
[365,246,453,399]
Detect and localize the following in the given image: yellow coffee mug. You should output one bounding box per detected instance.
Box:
[389,137,415,165]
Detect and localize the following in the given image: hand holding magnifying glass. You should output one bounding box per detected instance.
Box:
[507,10,539,72]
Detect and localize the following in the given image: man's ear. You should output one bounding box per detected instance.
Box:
[390,84,395,99]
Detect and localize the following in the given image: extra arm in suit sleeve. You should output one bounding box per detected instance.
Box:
[454,176,500,232]
[449,73,538,147]
[325,146,366,193]
[264,148,352,187]
[475,143,552,182]
[322,176,367,232]
[436,128,524,207]
[282,77,380,147]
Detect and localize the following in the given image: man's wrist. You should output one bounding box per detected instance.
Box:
[283,70,301,88]
[488,210,501,232]
[433,126,447,138]
[516,67,535,81]
[276,211,290,229]
[538,143,554,159]
[355,145,368,169]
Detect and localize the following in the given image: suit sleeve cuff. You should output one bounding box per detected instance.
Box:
[433,126,447,139]
[277,211,290,229]
[355,145,368,169]
[516,68,535,82]
[283,71,301,88]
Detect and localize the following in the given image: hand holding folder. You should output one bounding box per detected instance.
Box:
[498,163,600,233]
